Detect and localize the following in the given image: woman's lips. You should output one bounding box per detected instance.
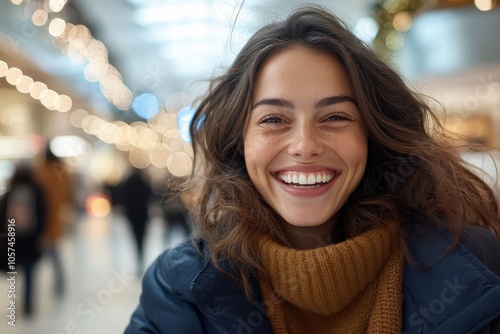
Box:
[273,170,341,197]
[276,170,335,186]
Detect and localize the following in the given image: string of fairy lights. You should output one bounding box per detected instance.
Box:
[1,0,194,177]
[1,0,497,175]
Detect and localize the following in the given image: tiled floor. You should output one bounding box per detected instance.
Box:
[0,207,188,334]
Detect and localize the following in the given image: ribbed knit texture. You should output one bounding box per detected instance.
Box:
[258,225,404,334]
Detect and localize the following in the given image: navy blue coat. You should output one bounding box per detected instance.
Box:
[125,225,500,334]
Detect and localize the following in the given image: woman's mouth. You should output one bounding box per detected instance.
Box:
[276,171,336,188]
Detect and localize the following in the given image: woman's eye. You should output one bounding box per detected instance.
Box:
[326,114,350,122]
[260,116,284,124]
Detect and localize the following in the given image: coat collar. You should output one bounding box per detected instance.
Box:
[190,260,272,334]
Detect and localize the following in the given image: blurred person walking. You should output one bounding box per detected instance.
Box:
[118,167,153,276]
[35,145,74,297]
[0,163,47,316]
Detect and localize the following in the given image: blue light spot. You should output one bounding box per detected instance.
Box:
[132,93,159,119]
[177,106,202,143]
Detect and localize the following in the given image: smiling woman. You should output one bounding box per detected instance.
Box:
[125,5,500,334]
[244,47,368,246]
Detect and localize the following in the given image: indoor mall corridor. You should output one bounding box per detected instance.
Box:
[0,208,187,334]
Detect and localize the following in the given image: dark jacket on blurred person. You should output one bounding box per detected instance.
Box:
[0,164,46,267]
[125,217,500,334]
[117,168,153,271]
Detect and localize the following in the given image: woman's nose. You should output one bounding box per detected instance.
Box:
[288,122,324,160]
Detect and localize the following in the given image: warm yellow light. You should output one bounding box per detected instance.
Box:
[167,151,192,177]
[68,25,91,45]
[135,128,151,147]
[111,86,133,110]
[11,0,23,5]
[151,112,177,133]
[6,67,23,85]
[86,194,111,218]
[57,94,72,112]
[112,121,131,145]
[116,142,135,152]
[392,12,413,32]
[49,18,66,37]
[98,122,119,144]
[150,145,172,169]
[30,81,48,100]
[385,31,405,50]
[81,115,96,134]
[32,9,48,26]
[49,0,67,13]
[474,0,495,10]
[67,43,86,63]
[0,61,8,77]
[129,148,151,169]
[88,118,105,138]
[59,23,74,43]
[86,39,108,63]
[16,75,34,94]
[70,109,88,128]
[474,0,496,10]
[165,137,184,152]
[125,127,138,146]
[40,89,59,110]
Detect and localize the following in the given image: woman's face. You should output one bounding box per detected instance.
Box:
[243,46,368,229]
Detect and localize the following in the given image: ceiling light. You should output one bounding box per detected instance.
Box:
[474,0,496,11]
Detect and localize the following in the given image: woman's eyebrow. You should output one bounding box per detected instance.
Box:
[251,98,295,110]
[251,95,357,111]
[315,95,357,108]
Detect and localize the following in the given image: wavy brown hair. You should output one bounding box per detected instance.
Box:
[185,5,500,297]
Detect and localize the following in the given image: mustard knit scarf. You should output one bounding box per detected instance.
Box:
[258,225,404,334]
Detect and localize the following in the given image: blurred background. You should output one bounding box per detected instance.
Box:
[0,0,499,333]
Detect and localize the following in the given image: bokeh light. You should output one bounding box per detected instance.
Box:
[167,151,192,177]
[353,17,378,44]
[392,12,412,32]
[0,61,8,77]
[32,8,48,26]
[85,193,111,218]
[129,148,151,169]
[49,18,66,37]
[475,0,496,11]
[132,93,159,119]
[16,75,34,94]
[49,0,68,13]
[6,67,23,85]
[70,109,88,128]
[177,106,197,143]
[30,81,48,100]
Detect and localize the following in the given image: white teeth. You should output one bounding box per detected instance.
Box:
[278,172,334,185]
